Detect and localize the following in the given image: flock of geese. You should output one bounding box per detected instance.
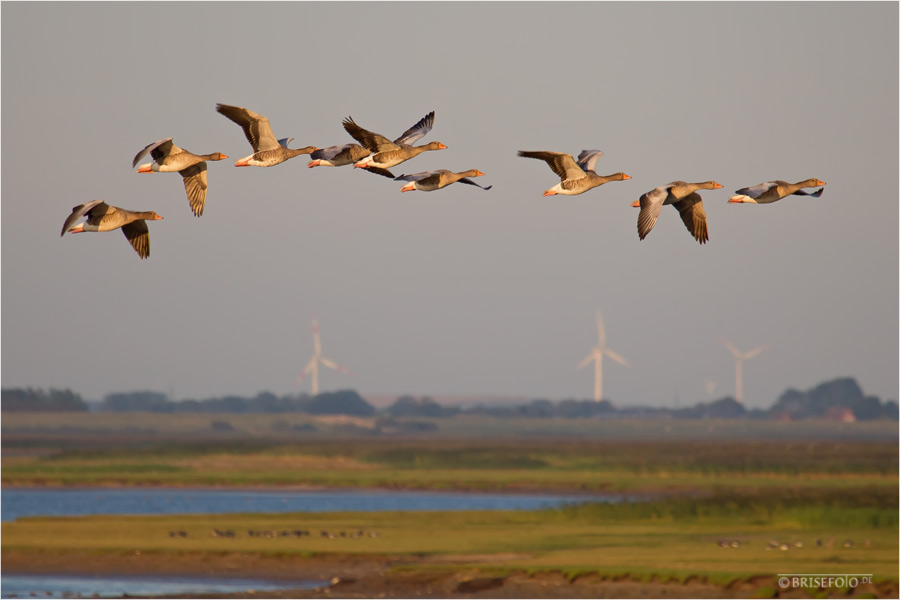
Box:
[60,105,826,258]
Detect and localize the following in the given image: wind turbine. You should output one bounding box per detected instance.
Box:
[577,310,630,402]
[296,318,351,396]
[721,338,769,405]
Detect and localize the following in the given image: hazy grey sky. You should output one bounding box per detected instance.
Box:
[2,2,897,408]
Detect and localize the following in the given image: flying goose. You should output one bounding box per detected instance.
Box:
[307,143,371,168]
[342,111,446,178]
[132,138,228,217]
[728,179,826,203]
[636,181,723,244]
[61,200,163,259]
[215,103,317,167]
[393,169,491,192]
[517,149,631,196]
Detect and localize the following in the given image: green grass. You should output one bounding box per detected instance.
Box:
[3,500,897,584]
[4,432,897,492]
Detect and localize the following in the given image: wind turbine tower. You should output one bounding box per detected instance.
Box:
[721,338,768,405]
[296,318,351,396]
[577,310,630,402]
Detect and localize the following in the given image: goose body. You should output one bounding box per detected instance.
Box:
[394,169,491,192]
[636,180,722,244]
[61,199,163,259]
[307,143,371,168]
[342,111,446,178]
[729,179,825,204]
[517,149,631,196]
[215,103,317,167]
[132,138,227,217]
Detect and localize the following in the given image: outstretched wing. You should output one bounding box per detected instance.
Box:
[342,117,399,153]
[575,149,604,173]
[673,192,709,244]
[734,181,778,198]
[394,111,435,145]
[458,178,492,190]
[393,171,441,183]
[121,219,151,259]
[636,185,672,241]
[216,103,281,152]
[518,151,586,182]
[132,138,175,168]
[180,162,208,217]
[61,199,107,236]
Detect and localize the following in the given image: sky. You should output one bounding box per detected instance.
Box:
[1,2,897,409]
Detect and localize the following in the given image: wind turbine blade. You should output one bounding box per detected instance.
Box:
[295,357,317,385]
[720,337,741,358]
[576,353,595,371]
[312,318,321,355]
[596,311,606,347]
[742,344,770,360]
[320,357,351,375]
[605,348,631,368]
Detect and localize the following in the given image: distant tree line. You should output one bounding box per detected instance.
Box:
[1,387,88,412]
[3,377,896,421]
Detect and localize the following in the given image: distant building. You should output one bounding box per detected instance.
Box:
[824,407,856,423]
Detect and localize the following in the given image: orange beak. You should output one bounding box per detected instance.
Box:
[475,171,485,176]
[622,174,632,180]
[543,190,557,197]
[631,200,640,208]
[815,179,826,185]
[234,158,250,167]
[438,143,447,149]
[713,183,723,189]
[136,165,153,173]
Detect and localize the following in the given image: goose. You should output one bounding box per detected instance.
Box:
[517,149,631,196]
[307,143,371,169]
[132,138,228,217]
[215,103,317,167]
[394,169,491,192]
[342,111,446,178]
[636,181,723,244]
[728,179,826,203]
[61,200,163,259]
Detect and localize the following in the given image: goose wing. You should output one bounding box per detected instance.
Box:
[216,104,281,152]
[734,181,778,199]
[121,220,151,259]
[393,111,435,145]
[518,151,587,182]
[61,199,108,236]
[673,192,709,244]
[342,117,399,153]
[180,162,208,217]
[575,149,604,173]
[637,185,672,240]
[458,178,492,190]
[132,138,174,168]
[393,170,442,183]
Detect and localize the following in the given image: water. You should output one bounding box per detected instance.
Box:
[1,487,600,522]
[0,573,325,599]
[1,487,607,598]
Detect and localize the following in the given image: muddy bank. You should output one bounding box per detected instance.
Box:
[4,549,897,599]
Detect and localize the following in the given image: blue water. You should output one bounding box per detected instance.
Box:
[1,487,599,522]
[1,487,606,598]
[0,573,325,599]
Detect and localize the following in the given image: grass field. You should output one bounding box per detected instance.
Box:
[2,414,897,595]
[3,488,897,586]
